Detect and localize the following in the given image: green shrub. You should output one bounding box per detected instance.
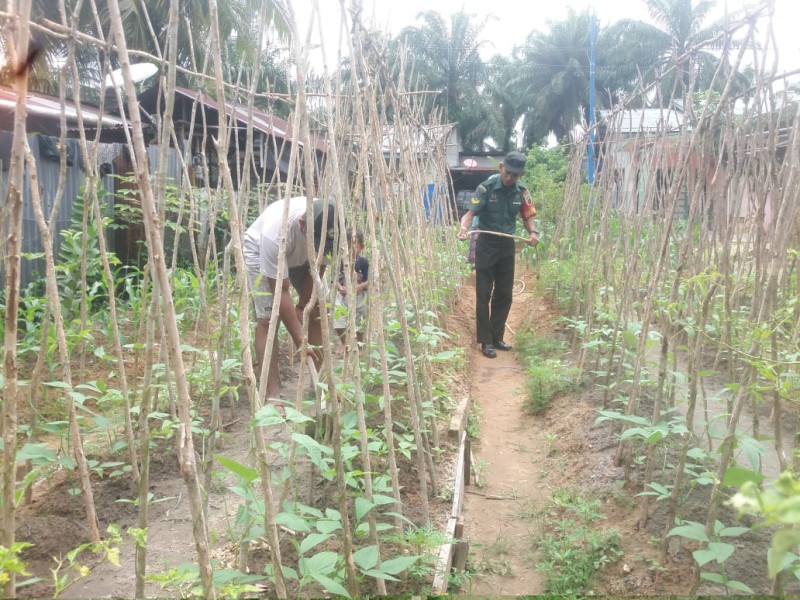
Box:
[516,332,580,413]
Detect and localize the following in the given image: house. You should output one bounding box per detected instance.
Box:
[448,152,506,218]
[597,104,712,217]
[0,87,143,290]
[136,85,326,191]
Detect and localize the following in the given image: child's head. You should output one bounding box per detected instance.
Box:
[349,229,365,256]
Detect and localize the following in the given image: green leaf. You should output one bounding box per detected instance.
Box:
[372,493,397,506]
[377,555,418,575]
[43,381,71,389]
[776,497,800,524]
[301,551,339,576]
[352,545,380,571]
[431,350,456,361]
[668,521,709,542]
[16,443,58,464]
[264,563,298,581]
[291,433,333,457]
[384,511,416,527]
[299,533,332,556]
[693,542,734,566]
[637,482,670,498]
[214,455,259,483]
[40,421,69,433]
[275,512,312,533]
[619,427,649,440]
[310,573,351,598]
[283,406,314,423]
[723,466,764,487]
[315,519,342,534]
[354,497,374,522]
[737,434,767,473]
[362,568,400,581]
[770,529,800,578]
[700,571,725,584]
[355,523,394,536]
[724,579,755,593]
[252,404,285,427]
[718,526,750,538]
[687,447,708,461]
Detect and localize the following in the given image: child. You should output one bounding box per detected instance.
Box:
[333,229,369,353]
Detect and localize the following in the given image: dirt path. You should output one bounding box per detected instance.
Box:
[456,268,547,594]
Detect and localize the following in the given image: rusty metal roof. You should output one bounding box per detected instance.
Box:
[0,86,131,141]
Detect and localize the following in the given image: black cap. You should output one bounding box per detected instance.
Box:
[503,150,527,174]
[312,199,337,255]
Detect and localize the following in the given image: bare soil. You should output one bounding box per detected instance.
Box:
[456,264,789,596]
[14,259,788,597]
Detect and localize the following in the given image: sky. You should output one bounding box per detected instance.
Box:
[292,0,800,78]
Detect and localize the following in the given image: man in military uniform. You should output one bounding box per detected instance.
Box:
[457,150,539,358]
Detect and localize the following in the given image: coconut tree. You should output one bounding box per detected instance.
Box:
[607,0,722,97]
[602,0,747,102]
[517,0,746,145]
[4,0,292,97]
[397,10,490,150]
[485,53,530,151]
[516,9,603,145]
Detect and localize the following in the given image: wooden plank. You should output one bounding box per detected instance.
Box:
[452,540,470,576]
[464,437,471,486]
[433,432,471,594]
[451,430,467,518]
[448,396,471,440]
[431,516,458,594]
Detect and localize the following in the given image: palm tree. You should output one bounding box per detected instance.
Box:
[517,1,746,146]
[517,9,601,145]
[114,0,291,72]
[484,54,529,151]
[602,0,746,102]
[397,10,490,150]
[7,0,293,99]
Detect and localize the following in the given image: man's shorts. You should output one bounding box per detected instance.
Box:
[246,262,311,320]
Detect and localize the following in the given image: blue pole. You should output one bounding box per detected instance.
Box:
[588,11,596,184]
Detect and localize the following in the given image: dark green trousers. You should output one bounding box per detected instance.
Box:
[474,235,515,345]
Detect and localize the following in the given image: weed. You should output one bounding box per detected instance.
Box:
[466,403,482,439]
[542,432,559,456]
[514,497,541,522]
[437,485,454,503]
[516,331,580,413]
[472,457,490,488]
[473,534,515,577]
[530,489,622,594]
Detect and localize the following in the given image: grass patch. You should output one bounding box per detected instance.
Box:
[472,533,515,577]
[516,332,581,413]
[530,488,622,594]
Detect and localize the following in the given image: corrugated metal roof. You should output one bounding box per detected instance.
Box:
[172,87,327,153]
[379,123,456,155]
[601,107,686,134]
[0,87,126,134]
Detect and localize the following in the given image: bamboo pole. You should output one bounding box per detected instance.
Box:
[26,142,101,543]
[105,1,216,595]
[1,2,33,595]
